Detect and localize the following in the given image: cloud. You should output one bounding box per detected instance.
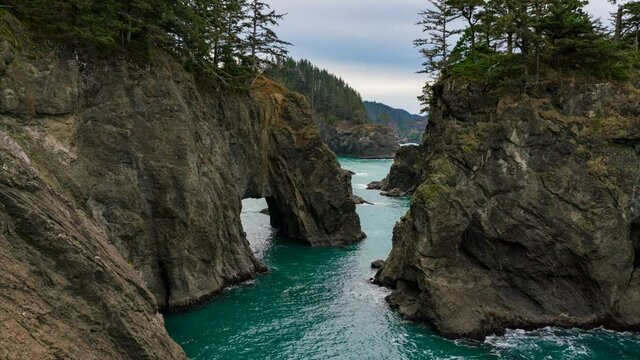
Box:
[269,0,618,114]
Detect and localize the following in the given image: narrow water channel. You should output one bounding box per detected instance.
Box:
[165,158,640,360]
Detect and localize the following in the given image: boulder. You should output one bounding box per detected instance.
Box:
[367,180,385,190]
[351,195,373,205]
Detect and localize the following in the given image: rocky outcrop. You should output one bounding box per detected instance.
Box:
[322,123,400,159]
[367,145,423,197]
[376,77,640,339]
[0,14,363,358]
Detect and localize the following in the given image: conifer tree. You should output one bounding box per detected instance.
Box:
[622,2,640,51]
[3,0,291,83]
[246,0,290,73]
[448,0,483,62]
[415,0,460,75]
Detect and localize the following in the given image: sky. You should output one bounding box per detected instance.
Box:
[268,0,619,114]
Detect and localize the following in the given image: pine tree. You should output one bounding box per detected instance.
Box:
[611,0,631,43]
[448,0,483,62]
[622,2,640,51]
[415,0,460,76]
[246,0,290,73]
[414,0,461,111]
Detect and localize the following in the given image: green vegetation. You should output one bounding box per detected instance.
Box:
[363,101,428,143]
[416,0,640,109]
[414,157,456,205]
[267,58,367,125]
[3,0,289,84]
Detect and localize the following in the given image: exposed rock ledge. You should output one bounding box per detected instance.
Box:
[376,77,640,339]
[367,144,423,197]
[0,16,363,359]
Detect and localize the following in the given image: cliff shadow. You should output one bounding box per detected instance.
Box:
[632,218,640,268]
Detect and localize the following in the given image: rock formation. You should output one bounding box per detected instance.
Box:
[368,145,423,196]
[321,123,400,159]
[0,14,363,358]
[376,77,640,339]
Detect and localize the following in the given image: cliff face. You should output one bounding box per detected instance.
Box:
[376,77,640,338]
[321,123,400,159]
[0,16,363,358]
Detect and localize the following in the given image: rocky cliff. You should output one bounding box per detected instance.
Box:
[376,77,640,339]
[321,123,400,159]
[0,14,363,358]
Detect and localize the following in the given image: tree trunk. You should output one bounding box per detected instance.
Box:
[535,45,540,83]
[251,0,258,73]
[213,42,219,69]
[615,5,623,43]
[470,23,476,63]
[127,15,132,46]
[443,7,448,71]
[507,33,513,55]
[636,26,639,52]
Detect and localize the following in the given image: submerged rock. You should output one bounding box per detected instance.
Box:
[367,180,385,190]
[0,15,364,359]
[381,188,407,198]
[351,195,373,205]
[371,260,385,269]
[376,77,640,339]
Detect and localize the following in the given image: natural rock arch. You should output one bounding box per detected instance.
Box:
[66,73,365,311]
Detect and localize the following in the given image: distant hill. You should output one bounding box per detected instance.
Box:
[267,58,367,125]
[267,58,399,158]
[364,101,428,143]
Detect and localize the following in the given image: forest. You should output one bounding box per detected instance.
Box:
[3,0,289,82]
[417,0,640,109]
[268,58,368,125]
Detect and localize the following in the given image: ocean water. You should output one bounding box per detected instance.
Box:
[165,157,640,360]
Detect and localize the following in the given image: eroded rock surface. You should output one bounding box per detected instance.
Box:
[367,145,423,197]
[322,123,400,159]
[376,78,640,338]
[0,15,363,358]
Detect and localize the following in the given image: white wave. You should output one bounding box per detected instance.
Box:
[485,327,594,359]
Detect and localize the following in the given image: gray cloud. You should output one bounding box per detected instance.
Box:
[269,0,617,113]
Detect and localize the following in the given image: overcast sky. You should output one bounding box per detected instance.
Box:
[268,0,618,114]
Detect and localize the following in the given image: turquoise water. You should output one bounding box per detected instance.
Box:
[166,158,640,359]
